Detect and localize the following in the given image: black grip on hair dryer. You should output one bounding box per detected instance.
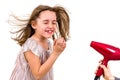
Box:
[90,41,120,79]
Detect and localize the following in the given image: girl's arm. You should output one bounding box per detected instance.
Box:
[24,38,66,80]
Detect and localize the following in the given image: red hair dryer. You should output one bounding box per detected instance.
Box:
[90,41,120,80]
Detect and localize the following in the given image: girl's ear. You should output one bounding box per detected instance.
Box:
[31,21,36,29]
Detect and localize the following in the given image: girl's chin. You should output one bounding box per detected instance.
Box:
[44,34,54,38]
[45,35,53,38]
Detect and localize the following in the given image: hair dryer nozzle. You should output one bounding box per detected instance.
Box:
[90,41,120,60]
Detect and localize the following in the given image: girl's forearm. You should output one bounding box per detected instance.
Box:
[37,52,59,79]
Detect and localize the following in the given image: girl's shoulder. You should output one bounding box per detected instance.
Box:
[22,38,53,56]
[21,37,40,56]
[21,37,39,51]
[26,37,36,43]
[23,37,38,46]
[22,37,53,51]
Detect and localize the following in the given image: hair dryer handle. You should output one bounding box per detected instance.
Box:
[96,59,108,77]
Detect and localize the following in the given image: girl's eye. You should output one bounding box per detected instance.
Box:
[44,22,48,24]
[52,21,57,25]
[52,22,56,25]
[44,21,48,24]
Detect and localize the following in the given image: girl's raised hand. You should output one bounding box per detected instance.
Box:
[53,37,66,56]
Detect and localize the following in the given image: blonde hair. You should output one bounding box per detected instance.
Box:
[10,5,70,46]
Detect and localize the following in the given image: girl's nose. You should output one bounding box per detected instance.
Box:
[48,23,53,28]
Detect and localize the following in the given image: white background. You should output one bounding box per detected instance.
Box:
[0,0,120,80]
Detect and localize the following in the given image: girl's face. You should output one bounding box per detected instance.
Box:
[33,10,57,39]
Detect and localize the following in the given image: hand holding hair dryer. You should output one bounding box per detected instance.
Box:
[90,41,120,80]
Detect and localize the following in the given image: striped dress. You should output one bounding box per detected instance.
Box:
[9,38,53,80]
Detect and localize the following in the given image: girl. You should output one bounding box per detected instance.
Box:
[9,5,70,80]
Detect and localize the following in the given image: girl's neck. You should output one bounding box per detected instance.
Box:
[32,34,47,43]
[31,34,49,50]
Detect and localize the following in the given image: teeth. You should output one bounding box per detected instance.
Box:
[47,30,53,33]
[49,30,52,33]
[45,29,54,34]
